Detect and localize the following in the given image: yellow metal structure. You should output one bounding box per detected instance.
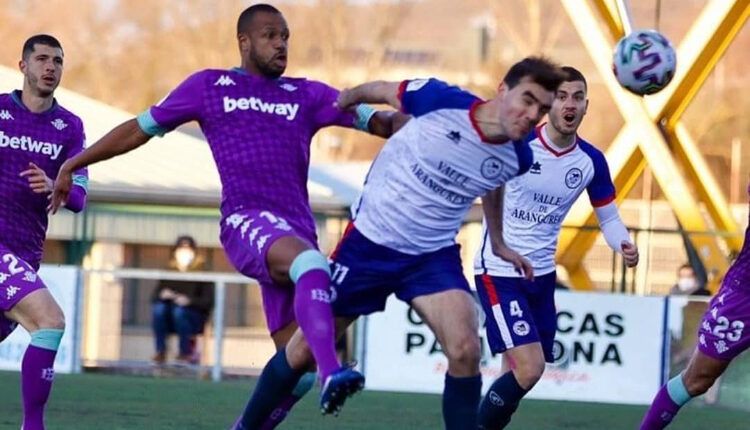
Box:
[558,0,749,291]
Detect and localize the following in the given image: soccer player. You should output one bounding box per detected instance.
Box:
[246,57,566,429]
[49,4,400,427]
[0,34,88,430]
[640,191,750,429]
[473,66,639,429]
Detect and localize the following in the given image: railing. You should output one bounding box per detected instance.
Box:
[84,268,254,382]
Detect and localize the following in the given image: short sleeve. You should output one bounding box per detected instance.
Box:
[137,71,207,136]
[397,78,477,117]
[308,80,356,130]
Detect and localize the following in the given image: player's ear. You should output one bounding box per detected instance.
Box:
[18,59,26,74]
[238,32,251,54]
[496,81,508,97]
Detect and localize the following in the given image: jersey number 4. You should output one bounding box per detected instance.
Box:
[509,300,524,318]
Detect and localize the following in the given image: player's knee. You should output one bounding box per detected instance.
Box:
[445,335,481,372]
[514,360,545,389]
[34,309,66,331]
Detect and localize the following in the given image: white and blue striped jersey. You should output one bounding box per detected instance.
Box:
[352,78,533,255]
[474,124,616,277]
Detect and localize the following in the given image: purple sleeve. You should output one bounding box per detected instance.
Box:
[309,81,355,130]
[146,71,207,133]
[65,186,86,212]
[64,120,88,213]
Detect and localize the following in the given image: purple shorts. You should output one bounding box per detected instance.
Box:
[219,209,315,334]
[697,279,750,361]
[0,246,47,337]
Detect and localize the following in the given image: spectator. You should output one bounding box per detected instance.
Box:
[151,235,214,365]
[670,263,710,296]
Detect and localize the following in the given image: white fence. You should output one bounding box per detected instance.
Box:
[5,265,736,408]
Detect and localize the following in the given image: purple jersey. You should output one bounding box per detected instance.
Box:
[721,183,750,289]
[137,68,356,243]
[696,183,750,360]
[0,91,87,269]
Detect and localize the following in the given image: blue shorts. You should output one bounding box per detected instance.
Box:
[475,272,557,362]
[330,224,471,317]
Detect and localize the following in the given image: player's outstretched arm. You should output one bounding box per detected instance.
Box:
[593,202,639,267]
[49,118,152,213]
[366,111,411,138]
[336,81,402,111]
[482,186,534,280]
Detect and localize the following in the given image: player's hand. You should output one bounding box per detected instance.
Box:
[48,162,73,214]
[160,289,176,300]
[491,242,534,281]
[174,295,190,307]
[20,162,54,194]
[621,241,639,267]
[334,88,357,111]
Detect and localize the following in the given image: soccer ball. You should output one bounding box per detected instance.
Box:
[612,29,676,95]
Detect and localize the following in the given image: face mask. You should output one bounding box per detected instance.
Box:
[175,249,195,269]
[677,277,696,291]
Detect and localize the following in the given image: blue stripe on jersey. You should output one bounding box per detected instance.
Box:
[578,139,616,206]
[512,129,537,175]
[399,78,478,117]
[137,110,169,137]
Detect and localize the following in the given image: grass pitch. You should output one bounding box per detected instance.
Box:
[0,371,747,429]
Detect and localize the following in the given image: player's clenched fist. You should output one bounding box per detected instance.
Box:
[621,241,639,267]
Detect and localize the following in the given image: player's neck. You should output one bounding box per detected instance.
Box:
[20,89,55,113]
[238,62,279,80]
[544,123,576,149]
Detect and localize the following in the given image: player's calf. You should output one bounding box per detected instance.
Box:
[682,363,720,397]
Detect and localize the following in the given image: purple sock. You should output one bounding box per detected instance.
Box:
[294,269,340,381]
[21,344,57,430]
[640,386,682,430]
[258,395,301,430]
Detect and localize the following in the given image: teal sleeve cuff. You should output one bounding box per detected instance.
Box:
[72,174,89,192]
[354,104,377,132]
[136,110,169,137]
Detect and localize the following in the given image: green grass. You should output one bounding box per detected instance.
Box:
[0,371,747,429]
